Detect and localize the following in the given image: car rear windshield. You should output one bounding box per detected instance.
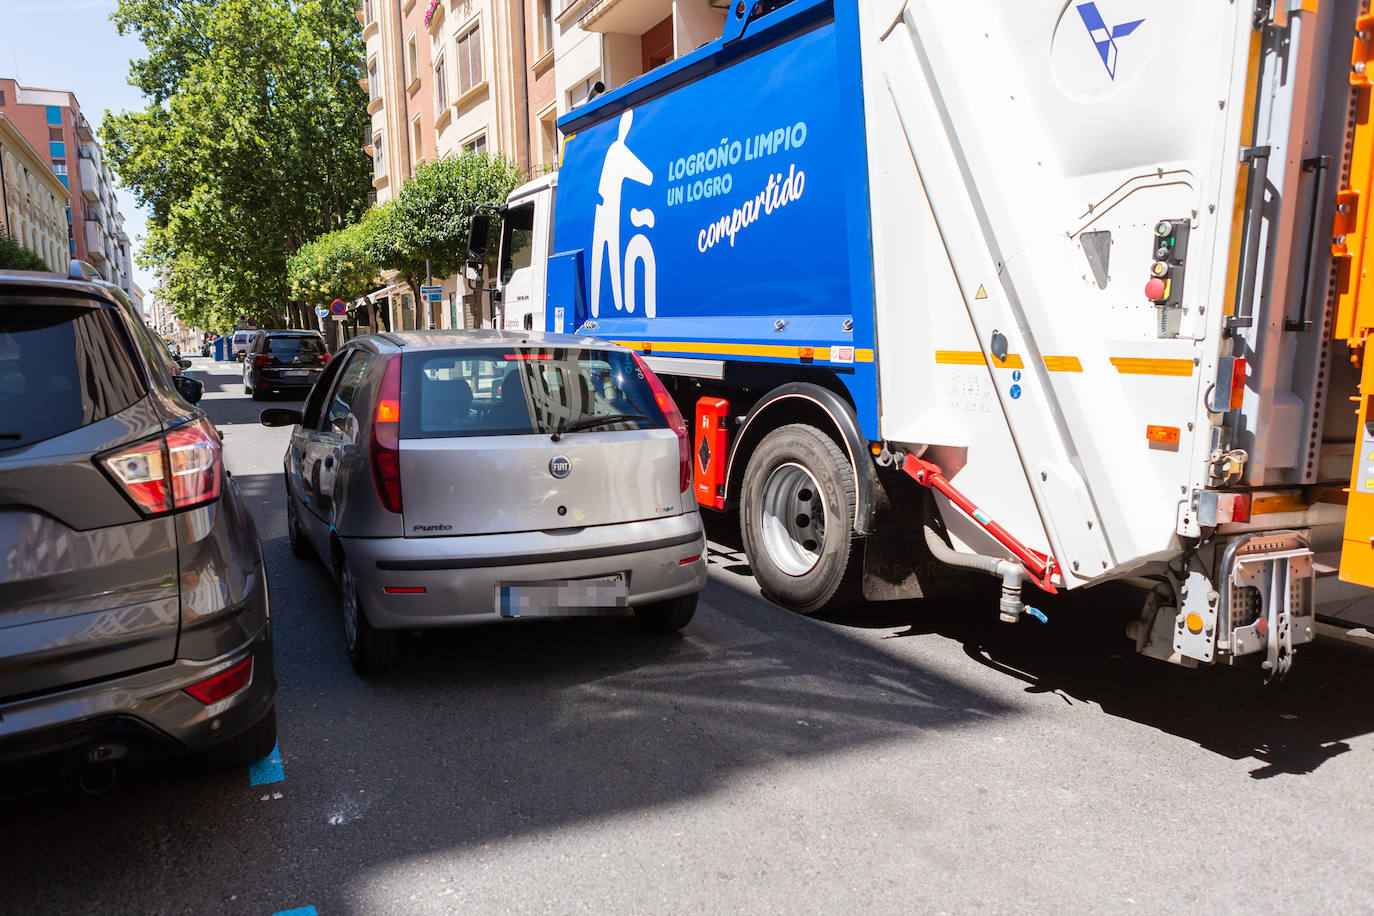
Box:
[266,335,325,358]
[0,304,145,451]
[400,347,664,439]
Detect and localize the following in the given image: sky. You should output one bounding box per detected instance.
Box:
[3,0,156,296]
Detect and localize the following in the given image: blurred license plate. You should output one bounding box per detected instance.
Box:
[284,370,308,377]
[498,574,627,618]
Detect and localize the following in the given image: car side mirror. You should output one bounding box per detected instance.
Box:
[172,374,204,405]
[178,358,193,370]
[260,407,304,428]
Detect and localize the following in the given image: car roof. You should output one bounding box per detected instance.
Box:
[259,328,322,336]
[358,329,617,353]
[0,268,127,309]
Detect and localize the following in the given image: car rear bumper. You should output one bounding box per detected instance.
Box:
[0,573,276,788]
[344,512,707,629]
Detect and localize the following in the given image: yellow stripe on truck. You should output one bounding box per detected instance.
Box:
[613,340,875,363]
[1110,357,1195,377]
[935,350,1026,369]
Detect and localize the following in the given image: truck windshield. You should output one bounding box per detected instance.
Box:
[399,347,664,439]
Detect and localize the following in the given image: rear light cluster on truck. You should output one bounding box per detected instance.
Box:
[371,356,404,514]
[631,351,691,493]
[99,417,223,516]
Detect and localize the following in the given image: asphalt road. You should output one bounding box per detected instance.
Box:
[5,357,1374,914]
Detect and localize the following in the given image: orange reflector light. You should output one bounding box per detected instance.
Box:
[1186,613,1205,634]
[384,586,427,594]
[679,555,701,566]
[376,398,401,424]
[1230,358,1247,409]
[798,346,814,360]
[185,657,253,704]
[871,444,882,456]
[1146,425,1181,444]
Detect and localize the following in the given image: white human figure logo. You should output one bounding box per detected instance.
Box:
[591,110,655,317]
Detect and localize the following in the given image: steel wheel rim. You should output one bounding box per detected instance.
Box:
[341,565,359,651]
[759,462,825,577]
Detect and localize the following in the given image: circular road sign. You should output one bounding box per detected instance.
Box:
[330,299,347,317]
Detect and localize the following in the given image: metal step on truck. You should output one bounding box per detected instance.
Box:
[465,0,1374,679]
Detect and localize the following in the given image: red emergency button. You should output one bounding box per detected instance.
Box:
[1145,277,1168,301]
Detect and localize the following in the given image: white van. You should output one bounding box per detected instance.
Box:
[231,330,253,360]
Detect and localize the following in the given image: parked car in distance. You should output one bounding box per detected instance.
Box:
[231,329,254,360]
[261,330,706,673]
[243,329,329,400]
[0,262,277,796]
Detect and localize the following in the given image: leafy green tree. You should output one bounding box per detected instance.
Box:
[102,0,372,331]
[361,151,520,327]
[287,222,382,330]
[0,231,49,271]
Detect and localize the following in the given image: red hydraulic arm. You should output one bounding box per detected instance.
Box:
[902,456,1059,593]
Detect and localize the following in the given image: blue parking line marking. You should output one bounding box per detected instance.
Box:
[249,742,285,786]
[272,908,317,916]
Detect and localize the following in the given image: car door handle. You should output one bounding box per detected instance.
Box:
[324,456,334,469]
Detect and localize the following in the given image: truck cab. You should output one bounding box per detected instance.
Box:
[493,172,556,333]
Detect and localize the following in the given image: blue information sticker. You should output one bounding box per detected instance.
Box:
[1009,384,1022,400]
[1012,370,1022,382]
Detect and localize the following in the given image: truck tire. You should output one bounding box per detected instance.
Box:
[740,423,863,616]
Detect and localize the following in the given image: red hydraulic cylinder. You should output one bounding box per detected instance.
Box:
[902,456,1058,593]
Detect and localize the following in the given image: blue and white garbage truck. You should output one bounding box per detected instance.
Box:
[470,0,1374,677]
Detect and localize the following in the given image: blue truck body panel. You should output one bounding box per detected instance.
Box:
[550,0,881,438]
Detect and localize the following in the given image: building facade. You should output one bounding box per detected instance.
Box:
[0,111,68,270]
[0,79,135,293]
[354,0,728,332]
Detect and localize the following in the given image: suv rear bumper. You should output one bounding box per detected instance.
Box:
[345,512,707,628]
[0,573,276,786]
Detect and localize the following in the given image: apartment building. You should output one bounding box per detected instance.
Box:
[0,111,68,271]
[0,80,136,293]
[355,0,728,331]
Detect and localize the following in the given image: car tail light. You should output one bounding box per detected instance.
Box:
[320,352,331,364]
[254,354,272,368]
[370,356,403,514]
[631,351,690,493]
[99,417,222,516]
[185,657,252,704]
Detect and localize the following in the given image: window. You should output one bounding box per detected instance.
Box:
[538,0,554,55]
[568,74,601,110]
[0,91,6,105]
[45,106,62,126]
[48,127,63,142]
[323,354,371,439]
[49,141,65,160]
[412,115,423,162]
[500,202,534,284]
[51,161,67,176]
[539,110,558,171]
[463,134,487,155]
[373,132,384,175]
[399,348,663,439]
[363,0,373,22]
[434,53,448,109]
[0,306,144,452]
[368,60,379,101]
[407,34,419,84]
[456,25,483,96]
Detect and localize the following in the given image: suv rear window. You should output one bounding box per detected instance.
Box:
[0,305,145,451]
[266,335,325,358]
[400,347,663,439]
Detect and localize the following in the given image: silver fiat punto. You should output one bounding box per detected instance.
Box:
[262,330,706,673]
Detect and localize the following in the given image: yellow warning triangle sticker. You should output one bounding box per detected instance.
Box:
[975,285,988,300]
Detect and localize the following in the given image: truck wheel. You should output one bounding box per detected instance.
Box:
[740,423,862,616]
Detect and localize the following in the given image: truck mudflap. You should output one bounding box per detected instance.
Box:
[1135,531,1316,680]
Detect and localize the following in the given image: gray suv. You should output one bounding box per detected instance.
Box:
[0,264,276,794]
[262,330,706,673]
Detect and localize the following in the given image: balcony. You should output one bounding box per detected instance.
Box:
[83,221,108,262]
[78,158,99,200]
[75,117,94,141]
[562,0,670,33]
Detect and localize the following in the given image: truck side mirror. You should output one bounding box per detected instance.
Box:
[467,211,490,262]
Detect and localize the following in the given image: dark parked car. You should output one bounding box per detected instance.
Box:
[261,330,706,674]
[0,262,276,795]
[243,329,329,400]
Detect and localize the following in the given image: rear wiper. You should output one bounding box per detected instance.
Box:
[551,413,644,440]
[0,432,20,440]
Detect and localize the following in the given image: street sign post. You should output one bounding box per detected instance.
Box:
[420,285,443,304]
[330,299,348,321]
[314,306,329,319]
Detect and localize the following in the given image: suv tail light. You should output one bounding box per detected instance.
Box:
[370,356,403,514]
[320,352,331,364]
[99,417,223,515]
[631,351,690,493]
[254,354,272,368]
[185,657,252,704]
